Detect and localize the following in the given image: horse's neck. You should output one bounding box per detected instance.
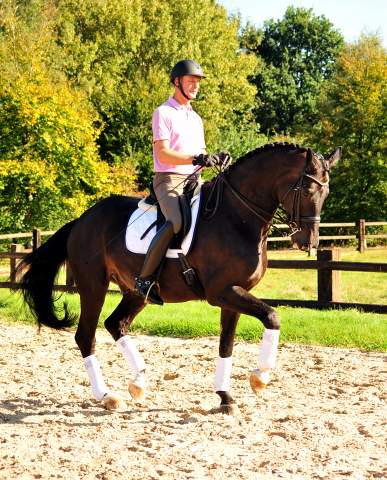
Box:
[227,155,282,214]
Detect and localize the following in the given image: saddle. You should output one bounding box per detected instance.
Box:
[137,177,202,249]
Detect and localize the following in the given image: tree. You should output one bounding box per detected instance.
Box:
[240,6,344,135]
[308,33,387,222]
[0,1,135,233]
[54,0,258,186]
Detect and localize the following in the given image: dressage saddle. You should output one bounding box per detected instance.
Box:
[137,178,202,249]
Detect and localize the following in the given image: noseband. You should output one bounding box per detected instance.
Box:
[278,166,330,236]
[204,165,329,237]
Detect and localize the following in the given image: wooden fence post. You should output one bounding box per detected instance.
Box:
[33,228,41,250]
[357,219,366,253]
[10,244,22,283]
[317,249,341,302]
[66,259,75,286]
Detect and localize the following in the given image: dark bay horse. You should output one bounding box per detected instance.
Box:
[19,142,341,414]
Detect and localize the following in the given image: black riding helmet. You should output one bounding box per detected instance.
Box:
[170,59,206,100]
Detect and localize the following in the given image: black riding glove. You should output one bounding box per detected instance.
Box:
[216,152,232,169]
[192,153,220,168]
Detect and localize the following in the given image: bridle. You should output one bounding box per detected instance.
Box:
[276,165,330,236]
[204,165,330,237]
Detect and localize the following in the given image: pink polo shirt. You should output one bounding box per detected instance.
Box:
[152,96,206,174]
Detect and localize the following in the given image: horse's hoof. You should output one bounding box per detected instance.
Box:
[102,393,127,411]
[250,369,267,396]
[129,381,146,401]
[220,403,239,416]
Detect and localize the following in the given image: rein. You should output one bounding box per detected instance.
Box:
[204,165,329,237]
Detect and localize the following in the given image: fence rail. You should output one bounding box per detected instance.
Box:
[268,259,387,272]
[1,220,386,252]
[268,219,387,253]
[0,231,56,240]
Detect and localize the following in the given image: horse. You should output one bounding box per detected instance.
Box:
[19,142,341,414]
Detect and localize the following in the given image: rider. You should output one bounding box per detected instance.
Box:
[134,59,224,306]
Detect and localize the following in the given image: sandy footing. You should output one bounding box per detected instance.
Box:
[0,321,386,479]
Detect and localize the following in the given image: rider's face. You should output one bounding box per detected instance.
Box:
[178,75,201,99]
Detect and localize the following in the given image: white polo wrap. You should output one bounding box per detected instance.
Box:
[259,328,280,370]
[83,354,109,401]
[116,336,146,376]
[214,356,233,392]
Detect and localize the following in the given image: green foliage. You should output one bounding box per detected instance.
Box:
[0,2,133,233]
[308,33,387,222]
[0,74,115,232]
[54,0,258,186]
[241,6,344,135]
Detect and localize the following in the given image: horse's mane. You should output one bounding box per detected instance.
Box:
[227,141,328,172]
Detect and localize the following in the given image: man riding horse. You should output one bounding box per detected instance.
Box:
[134,59,226,305]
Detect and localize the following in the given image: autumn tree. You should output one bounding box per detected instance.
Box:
[0,1,135,233]
[308,33,387,221]
[241,6,344,135]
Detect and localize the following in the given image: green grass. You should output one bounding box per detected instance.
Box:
[1,290,386,352]
[1,249,386,351]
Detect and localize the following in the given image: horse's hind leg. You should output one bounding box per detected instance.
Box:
[75,285,126,411]
[104,291,147,401]
[215,309,241,415]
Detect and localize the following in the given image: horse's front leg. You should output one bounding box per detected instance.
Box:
[215,308,241,415]
[214,285,280,397]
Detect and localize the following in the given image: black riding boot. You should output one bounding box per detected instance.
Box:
[134,221,175,305]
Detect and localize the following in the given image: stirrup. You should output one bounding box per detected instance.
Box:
[134,277,163,305]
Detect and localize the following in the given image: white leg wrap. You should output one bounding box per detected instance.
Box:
[214,356,233,392]
[116,336,146,376]
[83,355,109,401]
[259,329,280,370]
[255,329,280,384]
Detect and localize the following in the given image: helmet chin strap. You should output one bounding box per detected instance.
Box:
[177,77,191,101]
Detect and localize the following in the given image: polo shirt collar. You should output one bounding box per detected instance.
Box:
[167,96,193,111]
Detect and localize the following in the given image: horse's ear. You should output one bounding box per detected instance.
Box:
[305,148,319,174]
[325,146,342,170]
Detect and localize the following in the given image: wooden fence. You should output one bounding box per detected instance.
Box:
[0,228,56,250]
[1,221,386,252]
[262,249,387,314]
[0,240,386,313]
[268,220,387,253]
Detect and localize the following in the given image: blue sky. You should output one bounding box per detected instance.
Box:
[219,0,387,46]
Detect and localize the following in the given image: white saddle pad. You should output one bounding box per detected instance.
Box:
[125,193,201,259]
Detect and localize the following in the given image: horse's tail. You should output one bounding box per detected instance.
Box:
[19,219,78,330]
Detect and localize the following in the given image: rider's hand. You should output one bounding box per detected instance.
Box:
[216,152,232,169]
[192,153,220,168]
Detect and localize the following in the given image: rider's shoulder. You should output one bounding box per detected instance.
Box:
[153,97,175,117]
